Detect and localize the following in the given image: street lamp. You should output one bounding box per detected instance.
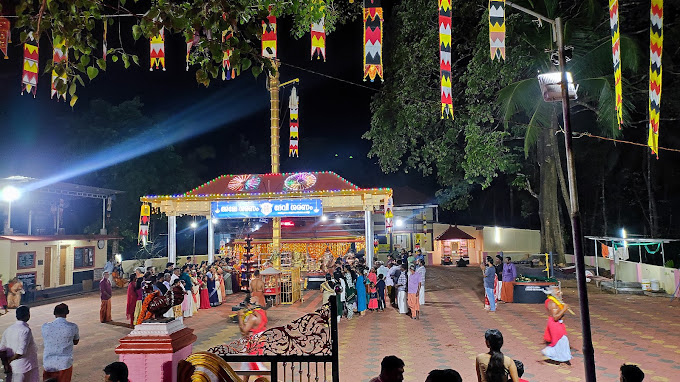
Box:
[334,217,342,224]
[506,2,596,380]
[321,215,328,222]
[1,186,21,234]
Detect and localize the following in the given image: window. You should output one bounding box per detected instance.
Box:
[17,252,36,269]
[74,246,95,268]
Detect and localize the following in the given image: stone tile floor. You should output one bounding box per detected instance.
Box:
[0,266,677,381]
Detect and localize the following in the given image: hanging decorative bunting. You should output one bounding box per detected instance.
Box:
[609,0,622,129]
[103,21,108,61]
[138,204,150,246]
[488,0,506,60]
[311,18,326,60]
[439,0,453,119]
[384,196,394,234]
[21,33,39,97]
[150,28,166,71]
[51,40,68,101]
[289,86,299,157]
[262,10,277,59]
[0,17,10,59]
[648,0,663,157]
[311,1,326,61]
[185,32,198,71]
[363,0,383,82]
[222,24,238,80]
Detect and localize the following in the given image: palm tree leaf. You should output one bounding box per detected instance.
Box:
[524,101,552,157]
[497,78,542,130]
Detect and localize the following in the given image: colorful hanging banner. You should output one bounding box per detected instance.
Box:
[185,32,198,71]
[0,17,10,59]
[489,0,506,60]
[150,28,166,71]
[311,0,326,61]
[609,0,622,129]
[439,0,453,119]
[311,18,326,60]
[51,40,67,101]
[103,21,108,61]
[222,28,238,80]
[21,33,39,97]
[262,11,277,59]
[138,204,150,246]
[363,0,383,82]
[384,196,393,233]
[648,0,663,156]
[289,86,299,157]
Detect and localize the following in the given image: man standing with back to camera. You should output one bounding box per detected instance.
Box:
[42,303,80,382]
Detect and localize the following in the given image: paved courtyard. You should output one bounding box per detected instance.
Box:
[0,266,678,381]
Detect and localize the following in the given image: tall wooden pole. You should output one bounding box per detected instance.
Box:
[269,60,281,253]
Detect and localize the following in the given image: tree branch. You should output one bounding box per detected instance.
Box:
[525,177,539,200]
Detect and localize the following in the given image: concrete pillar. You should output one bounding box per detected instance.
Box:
[365,209,374,267]
[168,215,177,264]
[207,217,214,263]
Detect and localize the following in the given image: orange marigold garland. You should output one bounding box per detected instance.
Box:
[136,290,160,325]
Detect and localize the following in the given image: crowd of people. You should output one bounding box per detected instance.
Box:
[120,257,242,326]
[320,249,427,322]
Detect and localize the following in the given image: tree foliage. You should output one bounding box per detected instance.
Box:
[5,0,358,104]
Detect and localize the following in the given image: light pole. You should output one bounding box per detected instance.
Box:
[190,220,198,256]
[506,2,596,380]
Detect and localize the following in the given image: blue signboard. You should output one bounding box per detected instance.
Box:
[211,199,323,219]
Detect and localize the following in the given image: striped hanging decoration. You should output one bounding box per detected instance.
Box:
[363,0,383,82]
[609,0,622,129]
[489,0,506,60]
[262,10,277,58]
[289,86,299,157]
[311,18,326,60]
[384,196,393,234]
[222,30,238,79]
[150,28,166,71]
[138,204,150,246]
[0,17,10,59]
[439,0,453,119]
[21,33,39,97]
[51,40,68,101]
[103,21,107,61]
[648,0,663,157]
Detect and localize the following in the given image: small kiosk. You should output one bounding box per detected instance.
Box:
[261,266,282,306]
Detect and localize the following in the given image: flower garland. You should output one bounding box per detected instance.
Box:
[136,290,161,325]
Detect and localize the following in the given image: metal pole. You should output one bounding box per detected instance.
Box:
[7,200,11,233]
[168,215,177,263]
[102,198,106,232]
[207,217,215,263]
[28,209,32,235]
[594,240,599,276]
[661,242,665,266]
[556,17,596,382]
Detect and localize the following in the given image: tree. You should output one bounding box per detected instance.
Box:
[5,0,358,103]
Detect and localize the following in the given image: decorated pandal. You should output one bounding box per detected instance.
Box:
[230,241,366,271]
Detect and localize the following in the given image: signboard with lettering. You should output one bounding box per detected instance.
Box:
[17,252,36,269]
[211,199,323,219]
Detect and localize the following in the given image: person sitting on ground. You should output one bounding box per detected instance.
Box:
[620,363,645,382]
[475,329,519,382]
[103,361,129,382]
[369,355,405,382]
[425,369,462,382]
[513,360,529,382]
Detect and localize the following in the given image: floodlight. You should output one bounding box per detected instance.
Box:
[0,186,21,202]
[190,221,198,229]
[396,219,404,227]
[335,217,342,224]
[537,72,578,102]
[321,215,328,222]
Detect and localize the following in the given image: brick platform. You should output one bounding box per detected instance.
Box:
[0,266,677,381]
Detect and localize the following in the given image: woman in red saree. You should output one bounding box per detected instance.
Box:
[126,274,138,326]
[199,275,211,309]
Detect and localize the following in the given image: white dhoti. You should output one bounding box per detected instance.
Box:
[419,284,425,305]
[182,292,193,318]
[397,290,408,314]
[495,280,503,301]
[542,336,573,362]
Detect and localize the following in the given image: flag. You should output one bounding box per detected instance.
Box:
[150,28,166,71]
[648,0,663,156]
[289,86,299,157]
[363,0,383,82]
[0,17,10,59]
[439,0,453,119]
[311,18,326,60]
[138,204,151,246]
[51,39,67,101]
[489,0,506,60]
[222,27,238,79]
[609,0,622,129]
[22,33,39,97]
[262,10,277,59]
[103,21,107,61]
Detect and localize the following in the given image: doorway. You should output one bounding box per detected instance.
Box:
[59,246,68,285]
[44,247,52,287]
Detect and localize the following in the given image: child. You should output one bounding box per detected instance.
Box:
[367,281,378,311]
[376,274,386,312]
